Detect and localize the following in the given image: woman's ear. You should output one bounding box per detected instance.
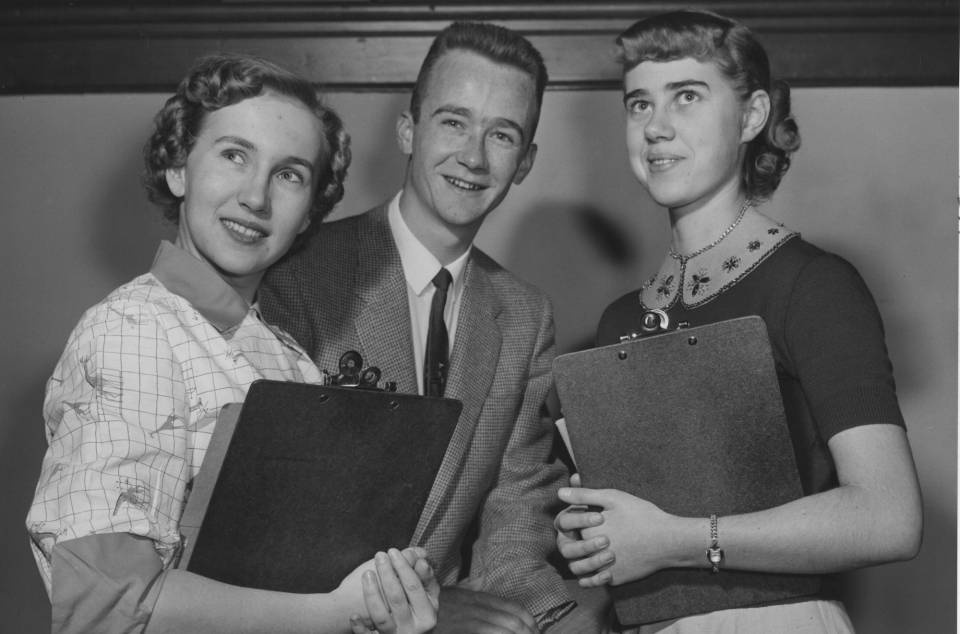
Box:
[165,167,186,197]
[741,90,770,143]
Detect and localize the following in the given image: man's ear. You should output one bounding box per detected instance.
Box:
[165,167,186,197]
[397,111,415,156]
[740,90,770,143]
[512,143,537,185]
[297,214,311,234]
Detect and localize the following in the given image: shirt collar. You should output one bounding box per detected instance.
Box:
[388,191,470,296]
[149,240,251,332]
[640,208,799,310]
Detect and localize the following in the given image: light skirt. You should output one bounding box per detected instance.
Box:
[617,600,854,634]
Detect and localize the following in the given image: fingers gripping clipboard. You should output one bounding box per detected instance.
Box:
[177,379,461,594]
[553,316,818,625]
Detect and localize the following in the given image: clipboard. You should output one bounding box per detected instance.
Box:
[553,316,819,625]
[177,379,461,594]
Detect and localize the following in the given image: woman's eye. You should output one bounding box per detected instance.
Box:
[277,170,305,185]
[222,149,245,164]
[678,91,699,104]
[627,100,650,115]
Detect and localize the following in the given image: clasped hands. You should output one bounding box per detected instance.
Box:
[341,547,439,634]
[555,474,677,587]
[340,548,541,634]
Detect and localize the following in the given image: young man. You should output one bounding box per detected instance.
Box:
[261,21,604,634]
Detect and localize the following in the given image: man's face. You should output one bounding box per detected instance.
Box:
[397,49,539,248]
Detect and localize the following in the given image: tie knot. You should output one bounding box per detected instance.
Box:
[432,268,452,292]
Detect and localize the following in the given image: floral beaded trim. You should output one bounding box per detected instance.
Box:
[640,210,798,310]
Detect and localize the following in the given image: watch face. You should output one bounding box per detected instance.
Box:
[708,547,724,565]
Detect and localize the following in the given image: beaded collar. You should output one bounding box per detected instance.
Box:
[639,207,798,310]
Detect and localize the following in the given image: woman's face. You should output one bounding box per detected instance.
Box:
[623,57,759,212]
[165,91,325,301]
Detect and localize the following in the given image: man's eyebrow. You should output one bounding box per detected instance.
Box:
[623,88,649,105]
[431,104,527,143]
[214,135,316,174]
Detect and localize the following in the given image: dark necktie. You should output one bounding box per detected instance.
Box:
[424,268,452,397]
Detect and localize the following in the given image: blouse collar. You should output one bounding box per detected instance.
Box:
[639,208,798,310]
[149,240,252,332]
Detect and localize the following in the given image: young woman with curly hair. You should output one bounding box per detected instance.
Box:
[556,11,922,633]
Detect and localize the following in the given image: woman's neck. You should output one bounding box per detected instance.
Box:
[668,187,750,257]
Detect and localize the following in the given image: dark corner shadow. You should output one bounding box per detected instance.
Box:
[495,201,646,356]
[0,366,57,632]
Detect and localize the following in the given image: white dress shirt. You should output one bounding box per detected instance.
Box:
[387,192,469,395]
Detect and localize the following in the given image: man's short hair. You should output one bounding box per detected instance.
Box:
[409,21,548,137]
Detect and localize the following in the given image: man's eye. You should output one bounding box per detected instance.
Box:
[627,100,650,114]
[491,131,518,145]
[678,91,699,104]
[442,118,464,129]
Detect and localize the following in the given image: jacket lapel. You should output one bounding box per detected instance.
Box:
[412,252,502,543]
[352,206,419,393]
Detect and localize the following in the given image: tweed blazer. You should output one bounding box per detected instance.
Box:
[260,203,571,616]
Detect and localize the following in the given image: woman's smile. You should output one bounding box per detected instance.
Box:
[221,217,269,243]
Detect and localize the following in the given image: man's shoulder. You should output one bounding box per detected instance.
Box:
[321,206,385,236]
[469,248,550,311]
[302,208,380,251]
[273,205,389,270]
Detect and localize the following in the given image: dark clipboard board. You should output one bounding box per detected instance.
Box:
[553,316,819,626]
[177,379,461,594]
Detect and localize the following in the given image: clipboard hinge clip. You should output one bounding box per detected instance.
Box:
[323,350,397,391]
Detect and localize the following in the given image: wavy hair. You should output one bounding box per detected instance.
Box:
[616,11,800,201]
[142,53,351,246]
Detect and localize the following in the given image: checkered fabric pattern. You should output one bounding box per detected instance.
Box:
[27,271,322,594]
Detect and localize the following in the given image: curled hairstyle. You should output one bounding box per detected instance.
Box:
[410,21,548,140]
[616,11,800,201]
[143,53,351,245]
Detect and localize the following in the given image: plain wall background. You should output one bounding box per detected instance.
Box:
[0,86,955,632]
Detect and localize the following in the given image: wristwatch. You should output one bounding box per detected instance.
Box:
[706,513,724,573]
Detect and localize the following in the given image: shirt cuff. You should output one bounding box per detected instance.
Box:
[537,599,578,631]
[50,533,167,634]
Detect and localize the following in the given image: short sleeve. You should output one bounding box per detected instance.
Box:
[783,254,905,440]
[49,533,167,634]
[27,296,193,590]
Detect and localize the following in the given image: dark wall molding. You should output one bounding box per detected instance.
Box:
[2,1,957,94]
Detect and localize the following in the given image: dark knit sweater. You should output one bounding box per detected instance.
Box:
[597,235,905,497]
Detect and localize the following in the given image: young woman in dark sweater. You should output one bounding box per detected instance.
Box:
[555,11,922,633]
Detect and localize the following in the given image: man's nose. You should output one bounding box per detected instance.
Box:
[457,132,489,171]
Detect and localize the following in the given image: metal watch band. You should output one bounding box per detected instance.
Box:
[706,513,724,573]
